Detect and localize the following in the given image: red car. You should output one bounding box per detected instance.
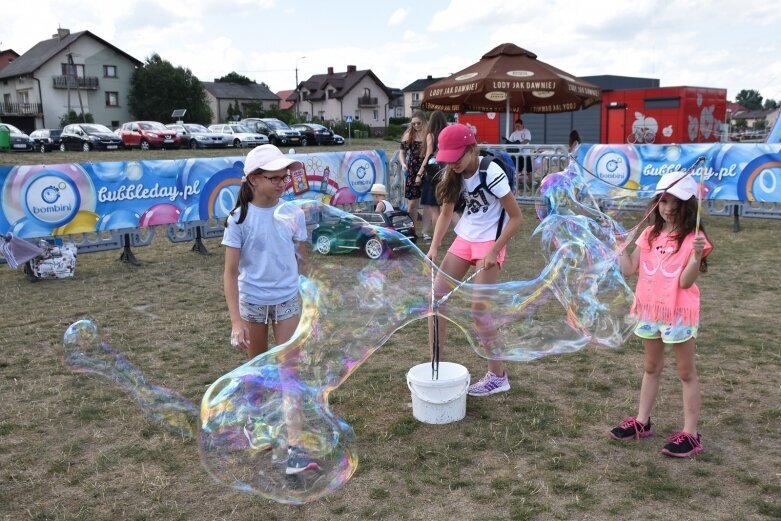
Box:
[119,121,180,150]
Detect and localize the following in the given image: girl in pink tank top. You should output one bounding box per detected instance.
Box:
[608,171,713,458]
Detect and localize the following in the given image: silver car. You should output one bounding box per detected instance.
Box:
[207,124,269,148]
[167,123,231,149]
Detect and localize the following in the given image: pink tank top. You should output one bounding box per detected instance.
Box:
[631,227,712,326]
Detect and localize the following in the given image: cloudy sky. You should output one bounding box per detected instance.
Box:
[2,0,779,102]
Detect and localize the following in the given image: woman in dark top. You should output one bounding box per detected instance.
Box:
[419,110,448,239]
[399,110,433,226]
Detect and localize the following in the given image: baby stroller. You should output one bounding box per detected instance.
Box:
[0,233,77,281]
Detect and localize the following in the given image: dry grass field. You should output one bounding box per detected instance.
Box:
[1,143,780,520]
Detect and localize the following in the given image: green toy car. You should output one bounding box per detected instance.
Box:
[311,211,417,260]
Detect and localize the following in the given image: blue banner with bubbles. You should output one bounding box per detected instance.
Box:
[0,151,387,238]
[576,143,781,202]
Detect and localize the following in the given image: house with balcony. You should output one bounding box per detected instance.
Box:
[201,81,280,124]
[0,29,141,132]
[295,65,394,131]
[402,75,444,117]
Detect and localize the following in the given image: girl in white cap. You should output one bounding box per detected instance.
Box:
[609,171,712,458]
[369,183,395,213]
[427,123,523,397]
[222,144,318,475]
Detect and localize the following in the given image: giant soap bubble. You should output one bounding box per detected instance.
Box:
[62,165,638,504]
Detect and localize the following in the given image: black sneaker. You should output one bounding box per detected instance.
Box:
[661,431,702,458]
[609,417,653,440]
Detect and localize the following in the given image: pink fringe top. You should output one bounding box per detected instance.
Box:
[631,227,712,326]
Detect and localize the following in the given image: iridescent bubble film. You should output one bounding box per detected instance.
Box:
[62,320,198,439]
[63,167,641,505]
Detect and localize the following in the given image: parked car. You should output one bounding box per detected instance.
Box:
[290,123,335,146]
[59,124,122,152]
[119,121,180,150]
[166,123,231,149]
[333,133,345,145]
[311,211,416,260]
[29,128,62,153]
[208,124,269,148]
[0,123,33,151]
[241,118,301,146]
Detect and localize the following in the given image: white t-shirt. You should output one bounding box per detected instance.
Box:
[508,128,531,143]
[221,200,307,305]
[454,161,511,242]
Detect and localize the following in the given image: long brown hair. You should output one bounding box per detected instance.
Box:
[225,171,262,226]
[402,110,428,160]
[435,144,477,205]
[647,194,710,272]
[428,110,448,151]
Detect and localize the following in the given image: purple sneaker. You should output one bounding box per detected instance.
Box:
[467,371,510,396]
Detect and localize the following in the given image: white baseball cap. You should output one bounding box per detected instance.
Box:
[243,144,303,176]
[655,171,698,200]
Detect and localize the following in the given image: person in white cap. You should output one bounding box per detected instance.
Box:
[369,183,395,213]
[222,144,319,475]
[427,123,523,398]
[609,170,713,459]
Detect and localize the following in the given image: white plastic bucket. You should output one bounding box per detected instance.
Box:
[406,362,470,424]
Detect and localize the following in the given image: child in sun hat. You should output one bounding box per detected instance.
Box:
[222,144,319,475]
[426,123,523,397]
[609,170,713,458]
[370,183,395,213]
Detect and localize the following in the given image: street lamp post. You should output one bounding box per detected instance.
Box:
[295,56,306,121]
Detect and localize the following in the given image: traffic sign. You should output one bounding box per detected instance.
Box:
[344,115,353,123]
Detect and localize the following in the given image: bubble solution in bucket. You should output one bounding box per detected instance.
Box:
[406,362,470,424]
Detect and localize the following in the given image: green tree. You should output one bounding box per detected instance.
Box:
[763,98,778,110]
[216,72,255,85]
[736,89,763,111]
[243,100,264,118]
[59,110,94,127]
[128,54,213,124]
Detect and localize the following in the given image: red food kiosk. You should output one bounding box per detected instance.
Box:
[601,86,727,144]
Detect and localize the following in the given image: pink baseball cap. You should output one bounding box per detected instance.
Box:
[243,144,303,176]
[655,171,699,200]
[435,123,477,163]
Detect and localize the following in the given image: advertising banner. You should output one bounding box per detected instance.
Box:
[0,150,387,238]
[576,143,781,202]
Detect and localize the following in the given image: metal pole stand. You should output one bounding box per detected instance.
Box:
[191,227,209,255]
[118,233,140,265]
[732,204,741,233]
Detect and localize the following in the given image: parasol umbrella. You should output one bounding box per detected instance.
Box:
[421,43,601,139]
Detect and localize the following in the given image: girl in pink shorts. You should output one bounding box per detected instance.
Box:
[426,124,523,397]
[609,171,713,458]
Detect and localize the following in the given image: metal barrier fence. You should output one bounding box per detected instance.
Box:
[388,144,570,206]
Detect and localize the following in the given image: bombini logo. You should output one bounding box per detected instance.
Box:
[346,156,376,195]
[23,173,80,227]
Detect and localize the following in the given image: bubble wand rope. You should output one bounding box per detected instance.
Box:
[574,155,706,254]
[692,157,707,235]
[430,266,484,379]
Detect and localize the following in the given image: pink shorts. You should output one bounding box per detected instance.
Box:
[448,236,506,266]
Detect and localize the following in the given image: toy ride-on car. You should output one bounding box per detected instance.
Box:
[311,211,417,260]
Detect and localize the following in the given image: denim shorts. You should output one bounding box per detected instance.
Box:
[240,294,301,324]
[633,320,698,344]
